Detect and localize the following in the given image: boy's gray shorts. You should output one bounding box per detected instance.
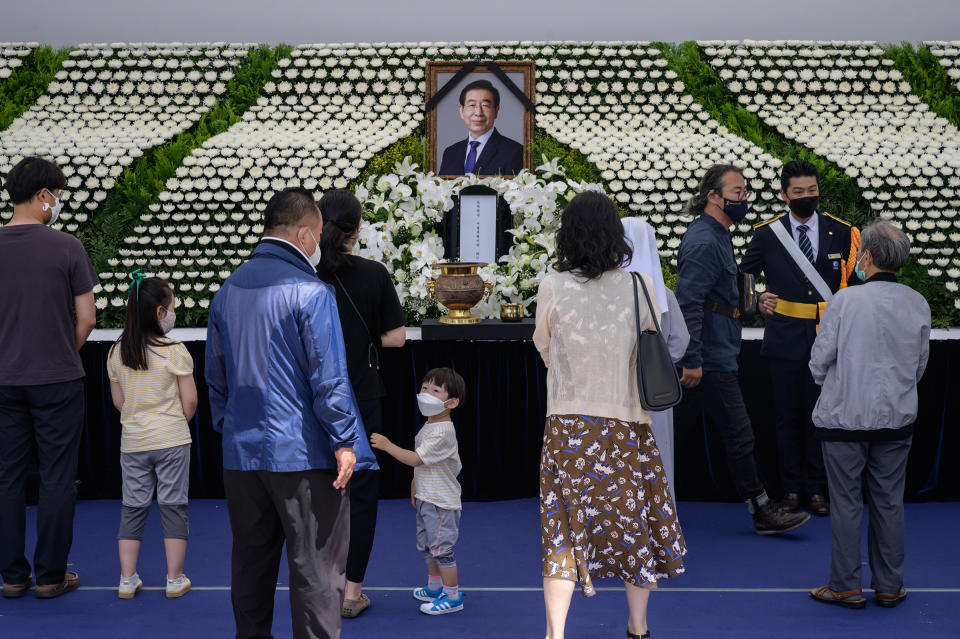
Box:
[118,444,190,540]
[415,498,461,568]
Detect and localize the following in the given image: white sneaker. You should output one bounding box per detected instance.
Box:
[166,573,191,598]
[118,574,142,599]
[419,591,464,615]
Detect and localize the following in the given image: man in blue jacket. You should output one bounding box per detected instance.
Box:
[206,187,373,639]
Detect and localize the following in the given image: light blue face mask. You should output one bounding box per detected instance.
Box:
[854,253,867,281]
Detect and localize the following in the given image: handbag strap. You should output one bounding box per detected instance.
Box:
[333,273,376,347]
[631,272,662,335]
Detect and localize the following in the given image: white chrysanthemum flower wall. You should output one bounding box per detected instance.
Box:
[104,43,427,308]
[531,42,783,255]
[109,41,787,312]
[702,40,960,294]
[0,42,33,80]
[1,40,958,318]
[928,41,960,90]
[0,42,251,233]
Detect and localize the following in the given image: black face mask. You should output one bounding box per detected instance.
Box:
[788,195,819,220]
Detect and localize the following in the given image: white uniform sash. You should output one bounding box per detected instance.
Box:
[769,216,833,303]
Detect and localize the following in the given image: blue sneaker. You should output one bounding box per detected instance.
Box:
[420,592,464,615]
[412,585,442,602]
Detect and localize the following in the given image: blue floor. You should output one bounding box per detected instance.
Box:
[1,499,958,638]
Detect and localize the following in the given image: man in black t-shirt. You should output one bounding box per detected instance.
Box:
[0,157,98,600]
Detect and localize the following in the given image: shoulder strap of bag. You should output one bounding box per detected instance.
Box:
[632,272,662,335]
[769,217,833,302]
[333,273,375,344]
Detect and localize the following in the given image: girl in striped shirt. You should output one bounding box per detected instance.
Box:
[107,274,197,599]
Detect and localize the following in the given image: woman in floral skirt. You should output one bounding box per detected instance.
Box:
[533,191,686,639]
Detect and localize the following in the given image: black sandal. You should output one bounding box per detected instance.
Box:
[626,632,650,639]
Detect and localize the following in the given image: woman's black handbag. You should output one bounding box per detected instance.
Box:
[631,272,683,411]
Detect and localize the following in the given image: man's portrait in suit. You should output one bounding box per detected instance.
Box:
[427,61,534,177]
[438,80,523,176]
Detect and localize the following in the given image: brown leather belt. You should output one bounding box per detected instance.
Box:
[704,300,741,319]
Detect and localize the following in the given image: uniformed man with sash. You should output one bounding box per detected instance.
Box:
[740,160,861,516]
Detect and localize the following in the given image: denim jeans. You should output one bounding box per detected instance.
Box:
[700,371,765,500]
[0,379,85,586]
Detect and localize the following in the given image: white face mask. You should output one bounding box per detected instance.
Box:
[159,309,176,334]
[417,392,450,417]
[299,227,322,267]
[41,189,63,226]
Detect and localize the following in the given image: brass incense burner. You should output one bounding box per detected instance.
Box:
[426,262,493,325]
[499,302,524,322]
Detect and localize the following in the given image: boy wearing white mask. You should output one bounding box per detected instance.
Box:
[370,367,465,615]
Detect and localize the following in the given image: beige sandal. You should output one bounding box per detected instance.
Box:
[342,592,370,618]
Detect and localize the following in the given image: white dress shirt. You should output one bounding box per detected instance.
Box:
[263,236,313,265]
[789,210,819,260]
[463,127,495,167]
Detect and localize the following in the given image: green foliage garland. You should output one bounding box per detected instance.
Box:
[0,46,72,131]
[899,258,958,328]
[351,127,427,189]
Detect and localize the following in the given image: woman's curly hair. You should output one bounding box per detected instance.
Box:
[555,190,632,280]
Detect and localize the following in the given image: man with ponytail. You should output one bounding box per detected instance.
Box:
[0,157,98,599]
[676,164,810,536]
[206,187,363,639]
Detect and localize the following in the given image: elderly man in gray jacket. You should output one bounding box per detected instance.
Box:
[807,220,930,610]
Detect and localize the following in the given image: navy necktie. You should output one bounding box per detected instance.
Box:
[797,224,815,264]
[464,140,480,174]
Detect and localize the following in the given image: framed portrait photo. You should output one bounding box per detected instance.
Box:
[426,60,535,178]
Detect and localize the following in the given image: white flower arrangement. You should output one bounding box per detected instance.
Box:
[352,156,599,322]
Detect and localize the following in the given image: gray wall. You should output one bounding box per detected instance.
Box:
[2,0,958,46]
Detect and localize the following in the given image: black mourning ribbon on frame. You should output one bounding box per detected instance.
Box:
[423,60,536,114]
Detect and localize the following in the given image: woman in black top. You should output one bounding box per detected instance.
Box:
[315,190,406,618]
